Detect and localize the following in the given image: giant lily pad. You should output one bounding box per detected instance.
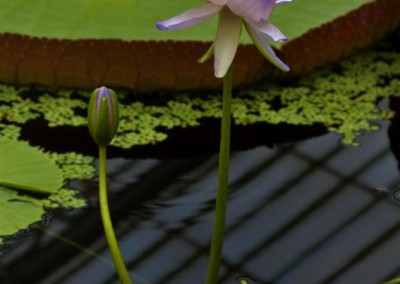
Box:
[0,0,399,91]
[1,32,399,155]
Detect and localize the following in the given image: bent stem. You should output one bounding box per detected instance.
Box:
[206,66,233,284]
[99,146,132,284]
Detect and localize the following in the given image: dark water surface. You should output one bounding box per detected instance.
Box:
[1,119,400,284]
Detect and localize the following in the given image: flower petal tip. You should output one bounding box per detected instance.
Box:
[214,71,225,78]
[281,64,290,72]
[277,0,292,4]
[156,22,169,31]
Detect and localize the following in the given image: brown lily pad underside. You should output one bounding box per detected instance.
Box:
[0,0,399,92]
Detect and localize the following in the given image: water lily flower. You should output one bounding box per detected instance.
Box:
[87,86,120,147]
[156,0,291,78]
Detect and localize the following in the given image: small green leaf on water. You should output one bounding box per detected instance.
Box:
[50,152,95,180]
[45,189,87,209]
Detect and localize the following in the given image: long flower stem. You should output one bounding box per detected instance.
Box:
[206,66,233,284]
[99,146,132,284]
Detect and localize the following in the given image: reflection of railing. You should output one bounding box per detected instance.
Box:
[1,122,400,284]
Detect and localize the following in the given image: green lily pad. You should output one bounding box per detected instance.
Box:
[0,186,45,242]
[0,0,399,91]
[0,0,374,42]
[0,138,63,194]
[0,139,86,245]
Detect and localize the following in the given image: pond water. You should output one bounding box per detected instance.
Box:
[1,118,400,284]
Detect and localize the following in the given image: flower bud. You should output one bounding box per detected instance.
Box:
[87,86,119,147]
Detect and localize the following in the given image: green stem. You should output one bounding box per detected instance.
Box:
[99,146,132,284]
[381,278,400,284]
[205,66,233,284]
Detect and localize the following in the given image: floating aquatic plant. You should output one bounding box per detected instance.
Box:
[0,139,85,245]
[49,152,95,180]
[0,42,399,151]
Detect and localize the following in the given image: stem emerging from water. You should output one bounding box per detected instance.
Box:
[99,146,132,284]
[205,66,233,284]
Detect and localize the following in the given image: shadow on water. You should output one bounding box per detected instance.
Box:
[20,116,327,159]
[1,104,400,284]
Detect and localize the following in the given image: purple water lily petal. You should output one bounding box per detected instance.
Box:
[88,87,120,147]
[214,8,242,77]
[246,19,287,42]
[245,23,289,71]
[96,86,117,128]
[276,0,292,5]
[156,4,222,31]
[156,0,291,76]
[227,0,276,21]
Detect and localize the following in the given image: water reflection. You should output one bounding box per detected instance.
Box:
[1,120,400,284]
